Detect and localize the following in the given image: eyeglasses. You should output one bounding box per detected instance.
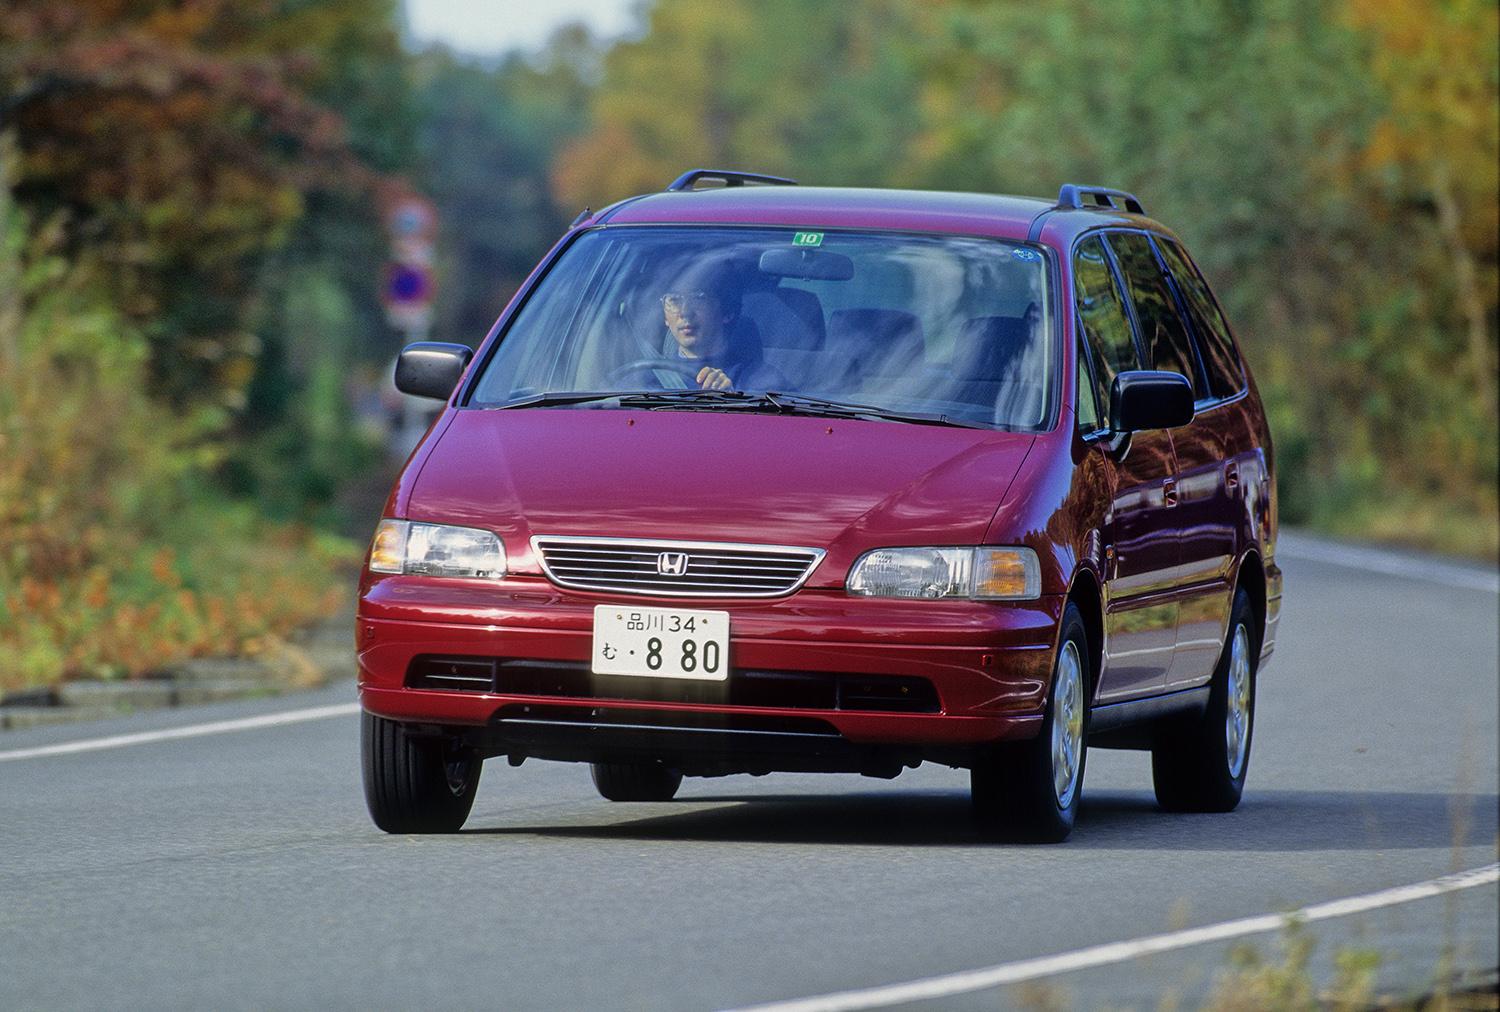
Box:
[661,291,715,313]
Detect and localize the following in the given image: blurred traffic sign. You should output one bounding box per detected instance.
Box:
[380,190,438,334]
[386,197,436,243]
[383,262,433,330]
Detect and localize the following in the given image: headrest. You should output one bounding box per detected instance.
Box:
[742,288,825,350]
[955,314,1036,381]
[827,309,925,377]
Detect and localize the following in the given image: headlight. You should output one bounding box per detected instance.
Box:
[368,519,506,579]
[846,547,1040,600]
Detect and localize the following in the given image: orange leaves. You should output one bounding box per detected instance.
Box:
[149,548,179,588]
[1,0,389,408]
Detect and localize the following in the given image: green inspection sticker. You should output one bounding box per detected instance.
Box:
[792,231,824,247]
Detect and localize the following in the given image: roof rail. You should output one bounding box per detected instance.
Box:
[1056,184,1145,215]
[667,169,798,192]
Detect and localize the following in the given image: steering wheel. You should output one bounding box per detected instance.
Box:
[604,358,707,388]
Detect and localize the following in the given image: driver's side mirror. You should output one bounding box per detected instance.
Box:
[1110,370,1194,432]
[395,342,473,400]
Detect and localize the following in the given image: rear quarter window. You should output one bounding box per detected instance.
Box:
[1156,239,1246,401]
[1106,232,1201,397]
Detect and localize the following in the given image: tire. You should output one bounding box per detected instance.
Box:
[590,762,683,802]
[362,711,481,833]
[971,602,1089,843]
[1152,587,1257,813]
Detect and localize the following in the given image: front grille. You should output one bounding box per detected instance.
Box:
[406,656,941,714]
[531,536,823,598]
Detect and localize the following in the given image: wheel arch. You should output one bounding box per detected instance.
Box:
[1235,549,1267,654]
[1065,566,1105,705]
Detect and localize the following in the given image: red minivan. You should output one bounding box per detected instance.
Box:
[358,171,1282,842]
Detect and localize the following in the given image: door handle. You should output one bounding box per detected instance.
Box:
[1225,463,1240,491]
[1163,477,1179,507]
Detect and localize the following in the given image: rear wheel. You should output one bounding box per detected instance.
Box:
[972,603,1089,842]
[590,762,683,802]
[362,712,481,833]
[1152,587,1257,812]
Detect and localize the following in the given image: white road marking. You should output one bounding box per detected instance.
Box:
[1277,534,1498,593]
[730,863,1500,1012]
[0,702,361,762]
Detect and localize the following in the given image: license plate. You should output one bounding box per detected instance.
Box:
[591,605,730,681]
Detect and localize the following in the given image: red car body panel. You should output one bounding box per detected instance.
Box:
[359,185,1281,768]
[404,410,1036,577]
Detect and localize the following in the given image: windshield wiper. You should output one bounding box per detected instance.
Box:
[495,389,988,429]
[624,389,989,427]
[752,392,990,429]
[494,389,775,410]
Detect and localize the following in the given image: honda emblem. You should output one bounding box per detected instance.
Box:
[656,552,689,576]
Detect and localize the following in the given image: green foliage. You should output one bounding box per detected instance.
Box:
[553,1,922,204]
[413,32,597,343]
[0,148,355,691]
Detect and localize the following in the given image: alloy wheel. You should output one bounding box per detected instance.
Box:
[1051,640,1085,807]
[1225,623,1252,778]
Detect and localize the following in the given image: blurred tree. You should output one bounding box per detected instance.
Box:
[1344,0,1498,420]
[2,0,418,518]
[552,0,922,207]
[0,1,367,406]
[413,27,597,344]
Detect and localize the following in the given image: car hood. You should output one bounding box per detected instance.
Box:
[407,408,1034,586]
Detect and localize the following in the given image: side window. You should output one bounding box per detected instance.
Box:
[1075,334,1100,430]
[1073,235,1140,424]
[1156,239,1245,400]
[1106,232,1201,396]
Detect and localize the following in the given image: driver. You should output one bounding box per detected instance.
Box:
[660,263,786,390]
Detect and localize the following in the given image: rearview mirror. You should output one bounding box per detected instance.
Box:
[1110,370,1194,432]
[758,248,854,281]
[395,342,473,400]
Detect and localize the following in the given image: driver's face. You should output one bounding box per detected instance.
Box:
[663,290,726,358]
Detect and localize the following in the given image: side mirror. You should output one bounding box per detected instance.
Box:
[1110,370,1194,432]
[395,342,473,400]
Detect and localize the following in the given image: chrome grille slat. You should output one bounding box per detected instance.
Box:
[533,536,824,598]
[549,568,795,583]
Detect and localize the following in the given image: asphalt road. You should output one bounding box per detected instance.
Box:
[2,534,1496,1010]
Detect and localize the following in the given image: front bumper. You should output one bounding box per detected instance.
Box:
[357,575,1062,755]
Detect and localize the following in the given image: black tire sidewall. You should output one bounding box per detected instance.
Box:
[1038,604,1091,833]
[972,602,1090,842]
[361,712,481,833]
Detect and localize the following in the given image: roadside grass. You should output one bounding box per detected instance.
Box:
[0,493,358,694]
[1011,925,1496,1011]
[1304,493,1500,565]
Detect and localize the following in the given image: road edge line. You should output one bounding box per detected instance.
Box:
[0,702,361,762]
[727,863,1500,1012]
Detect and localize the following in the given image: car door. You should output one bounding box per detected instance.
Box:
[1072,234,1178,703]
[1107,231,1235,691]
[1155,237,1259,687]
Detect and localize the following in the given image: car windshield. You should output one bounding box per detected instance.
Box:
[468,226,1054,430]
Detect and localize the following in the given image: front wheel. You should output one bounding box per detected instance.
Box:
[1152,587,1257,812]
[971,602,1089,842]
[362,712,481,833]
